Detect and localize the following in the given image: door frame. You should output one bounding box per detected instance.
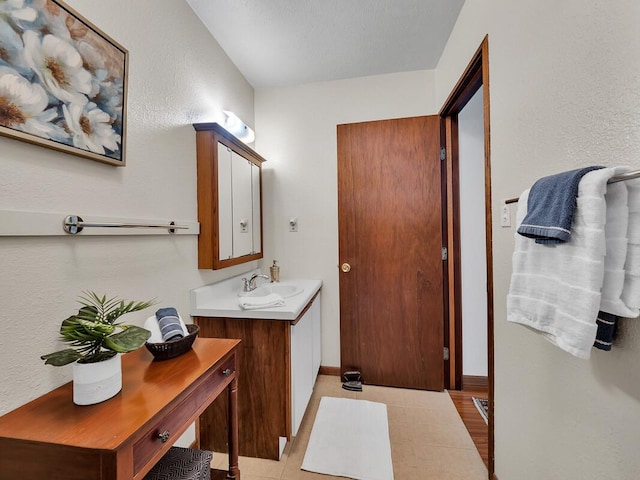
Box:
[439,36,495,477]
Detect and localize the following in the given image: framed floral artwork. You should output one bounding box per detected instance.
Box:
[0,0,128,166]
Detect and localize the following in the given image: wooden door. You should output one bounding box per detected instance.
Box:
[338,116,444,391]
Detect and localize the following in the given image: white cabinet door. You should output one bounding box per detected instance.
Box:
[291,309,314,436]
[310,293,321,383]
[290,293,322,437]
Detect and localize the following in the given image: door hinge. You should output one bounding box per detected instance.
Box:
[441,247,448,261]
[444,346,450,361]
[440,147,446,161]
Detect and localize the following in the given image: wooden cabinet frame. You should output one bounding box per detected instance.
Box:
[194,122,265,270]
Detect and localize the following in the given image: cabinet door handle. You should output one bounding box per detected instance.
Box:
[158,430,170,443]
[341,263,351,273]
[222,368,232,376]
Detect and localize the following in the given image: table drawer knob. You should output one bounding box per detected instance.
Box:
[158,430,170,443]
[222,368,232,377]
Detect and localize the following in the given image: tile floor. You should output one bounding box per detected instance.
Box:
[212,375,487,480]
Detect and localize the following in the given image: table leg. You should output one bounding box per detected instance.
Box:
[227,376,240,480]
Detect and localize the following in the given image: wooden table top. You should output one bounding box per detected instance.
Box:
[0,338,240,451]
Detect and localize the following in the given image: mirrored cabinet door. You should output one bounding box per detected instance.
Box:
[194,122,265,270]
[231,150,253,258]
[251,162,262,255]
[217,142,233,260]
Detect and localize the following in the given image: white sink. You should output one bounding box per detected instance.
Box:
[241,283,303,299]
[191,275,322,320]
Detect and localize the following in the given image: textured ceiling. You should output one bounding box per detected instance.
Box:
[187,0,465,89]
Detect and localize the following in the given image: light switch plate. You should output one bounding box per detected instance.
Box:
[501,205,511,227]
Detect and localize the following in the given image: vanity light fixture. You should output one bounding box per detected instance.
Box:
[222,110,255,145]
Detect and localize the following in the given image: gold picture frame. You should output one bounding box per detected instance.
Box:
[0,0,128,166]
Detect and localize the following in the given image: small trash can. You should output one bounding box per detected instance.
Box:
[143,446,213,480]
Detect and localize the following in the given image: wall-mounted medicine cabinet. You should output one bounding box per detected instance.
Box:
[193,122,265,270]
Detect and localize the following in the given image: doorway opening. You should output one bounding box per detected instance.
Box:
[439,36,494,478]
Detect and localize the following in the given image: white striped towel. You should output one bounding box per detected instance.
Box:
[620,177,640,314]
[599,168,634,316]
[507,167,631,359]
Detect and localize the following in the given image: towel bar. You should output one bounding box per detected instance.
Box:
[504,169,640,204]
[63,215,188,234]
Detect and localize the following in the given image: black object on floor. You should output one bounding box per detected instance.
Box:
[342,370,363,392]
[472,397,489,424]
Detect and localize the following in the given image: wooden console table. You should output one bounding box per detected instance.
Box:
[0,338,241,480]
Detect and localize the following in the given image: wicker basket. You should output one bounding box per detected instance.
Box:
[145,324,199,361]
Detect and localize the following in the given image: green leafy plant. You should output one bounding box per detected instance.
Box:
[41,292,156,366]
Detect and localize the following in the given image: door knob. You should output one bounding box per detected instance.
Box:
[341,263,351,273]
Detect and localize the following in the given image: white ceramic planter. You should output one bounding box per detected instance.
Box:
[73,354,122,405]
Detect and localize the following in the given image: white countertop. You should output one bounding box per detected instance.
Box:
[190,273,322,321]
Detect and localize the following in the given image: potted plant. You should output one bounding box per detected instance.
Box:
[41,291,155,405]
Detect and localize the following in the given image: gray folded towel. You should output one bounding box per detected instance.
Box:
[517,166,602,244]
[156,307,184,342]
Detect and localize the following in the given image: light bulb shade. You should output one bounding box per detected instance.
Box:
[222,111,255,144]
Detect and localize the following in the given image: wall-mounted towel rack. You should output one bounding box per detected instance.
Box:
[0,210,199,237]
[504,169,640,204]
[63,215,187,234]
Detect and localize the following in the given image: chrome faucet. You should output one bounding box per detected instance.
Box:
[241,273,270,292]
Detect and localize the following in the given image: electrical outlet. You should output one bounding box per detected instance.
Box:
[289,217,298,232]
[501,205,511,227]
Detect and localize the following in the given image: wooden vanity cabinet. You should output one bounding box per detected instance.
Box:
[194,290,321,460]
[194,122,266,270]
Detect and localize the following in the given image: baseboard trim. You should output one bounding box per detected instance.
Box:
[463,375,488,390]
[319,366,341,376]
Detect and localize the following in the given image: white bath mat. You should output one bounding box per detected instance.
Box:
[301,396,394,480]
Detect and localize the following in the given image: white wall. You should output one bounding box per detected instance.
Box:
[458,88,488,377]
[255,71,437,367]
[0,0,257,416]
[436,0,640,478]
[6,2,640,476]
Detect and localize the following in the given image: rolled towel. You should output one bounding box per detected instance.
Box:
[239,293,285,310]
[144,314,189,343]
[156,307,184,342]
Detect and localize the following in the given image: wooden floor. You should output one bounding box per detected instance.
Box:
[448,387,489,468]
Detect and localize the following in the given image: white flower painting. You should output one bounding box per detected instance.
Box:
[0,0,127,165]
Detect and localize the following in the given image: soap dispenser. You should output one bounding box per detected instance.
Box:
[270,260,280,283]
